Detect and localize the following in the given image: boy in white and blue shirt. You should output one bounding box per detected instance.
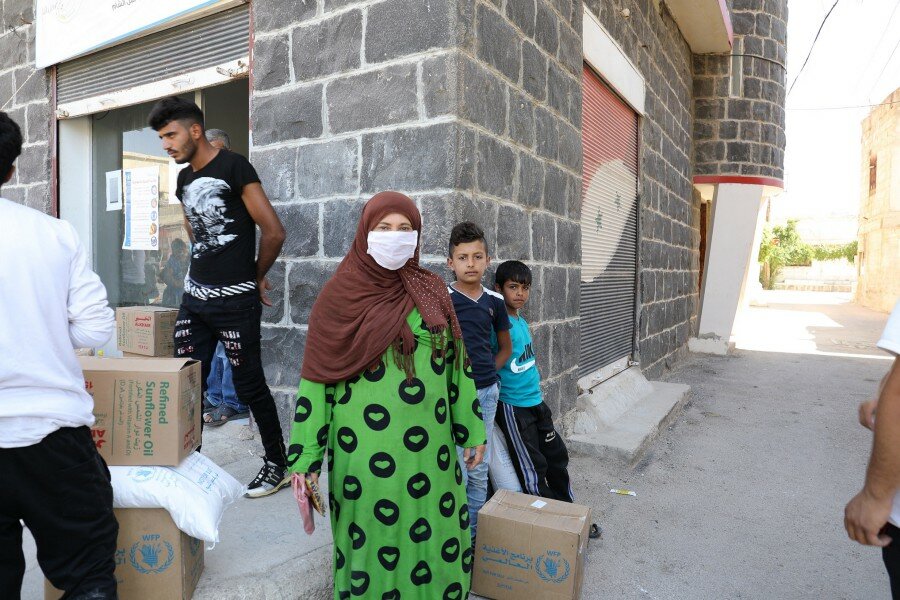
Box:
[447,222,513,540]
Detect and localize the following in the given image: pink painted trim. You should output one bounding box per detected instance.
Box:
[719,0,734,47]
[693,175,784,189]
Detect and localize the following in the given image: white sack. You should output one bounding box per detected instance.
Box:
[110,452,244,543]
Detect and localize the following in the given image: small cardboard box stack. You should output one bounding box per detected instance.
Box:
[79,356,201,466]
[46,508,204,600]
[472,490,592,600]
[116,306,178,357]
[46,357,206,599]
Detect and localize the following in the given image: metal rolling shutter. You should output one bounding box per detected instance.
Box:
[579,64,639,377]
[57,5,249,105]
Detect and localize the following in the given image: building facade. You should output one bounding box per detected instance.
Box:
[857,87,900,313]
[1,0,786,444]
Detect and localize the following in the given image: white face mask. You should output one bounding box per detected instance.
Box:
[366,231,419,270]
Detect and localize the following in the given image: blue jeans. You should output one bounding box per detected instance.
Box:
[457,383,499,540]
[205,342,247,412]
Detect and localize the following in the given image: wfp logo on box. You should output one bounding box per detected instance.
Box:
[129,535,175,575]
[536,550,570,584]
[130,468,155,483]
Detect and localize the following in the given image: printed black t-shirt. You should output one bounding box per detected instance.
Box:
[176,150,260,287]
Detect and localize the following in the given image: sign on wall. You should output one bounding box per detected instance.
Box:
[35,0,239,68]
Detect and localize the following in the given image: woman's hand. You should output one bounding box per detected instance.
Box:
[463,444,486,470]
[292,472,319,497]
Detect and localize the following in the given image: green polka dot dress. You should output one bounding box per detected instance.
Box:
[289,308,486,600]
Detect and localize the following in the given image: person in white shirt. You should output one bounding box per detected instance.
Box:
[0,112,118,599]
[845,299,900,597]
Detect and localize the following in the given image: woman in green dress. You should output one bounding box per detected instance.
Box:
[289,191,487,600]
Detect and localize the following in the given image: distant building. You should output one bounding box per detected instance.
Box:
[857,88,900,312]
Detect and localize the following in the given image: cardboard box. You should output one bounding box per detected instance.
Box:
[80,356,201,466]
[116,306,178,357]
[472,490,592,600]
[46,508,204,600]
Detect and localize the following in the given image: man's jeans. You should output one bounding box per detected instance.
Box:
[206,342,248,412]
[175,292,286,466]
[457,383,499,540]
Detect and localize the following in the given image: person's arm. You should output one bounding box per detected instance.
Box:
[65,224,115,348]
[242,182,286,306]
[845,357,900,546]
[494,330,512,371]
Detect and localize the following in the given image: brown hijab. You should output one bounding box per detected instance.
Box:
[301,192,462,384]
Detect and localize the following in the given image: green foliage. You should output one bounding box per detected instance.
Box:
[756,220,857,289]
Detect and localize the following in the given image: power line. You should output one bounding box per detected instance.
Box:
[787,0,841,97]
[851,1,900,92]
[866,32,900,102]
[787,99,900,111]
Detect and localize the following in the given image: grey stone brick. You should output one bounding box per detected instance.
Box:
[365,0,453,63]
[739,121,761,142]
[277,202,320,258]
[518,152,545,208]
[25,101,50,143]
[14,67,48,105]
[14,143,49,185]
[547,61,573,120]
[534,107,559,162]
[361,122,460,193]
[292,11,362,81]
[719,120,739,140]
[0,72,13,111]
[506,0,536,37]
[288,260,339,324]
[557,122,581,171]
[552,319,579,375]
[261,326,306,388]
[253,34,290,91]
[477,135,516,198]
[556,219,580,264]
[543,163,568,216]
[253,147,298,205]
[531,321,552,376]
[297,138,359,199]
[496,204,529,260]
[522,41,547,101]
[422,53,457,118]
[262,260,286,325]
[726,142,751,163]
[566,268,580,320]
[420,192,496,257]
[323,198,366,257]
[534,3,559,55]
[531,211,555,262]
[252,85,323,145]
[726,99,753,120]
[476,4,521,83]
[254,0,317,31]
[508,88,535,148]
[24,183,51,214]
[543,266,567,319]
[0,25,26,71]
[460,58,506,134]
[557,22,582,77]
[327,63,418,134]
[1,186,24,205]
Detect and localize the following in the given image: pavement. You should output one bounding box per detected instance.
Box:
[20,290,896,599]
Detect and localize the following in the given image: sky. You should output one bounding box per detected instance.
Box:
[775,0,900,229]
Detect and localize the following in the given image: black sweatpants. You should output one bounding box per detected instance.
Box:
[175,292,286,466]
[884,523,900,599]
[0,426,118,599]
[495,400,574,502]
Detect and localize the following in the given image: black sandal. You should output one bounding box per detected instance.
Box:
[203,404,249,427]
[589,523,602,539]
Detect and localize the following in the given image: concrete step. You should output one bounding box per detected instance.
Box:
[565,372,690,467]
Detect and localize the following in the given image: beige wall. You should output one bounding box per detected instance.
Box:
[857,88,900,313]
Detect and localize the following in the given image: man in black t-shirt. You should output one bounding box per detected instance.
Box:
[149,97,289,498]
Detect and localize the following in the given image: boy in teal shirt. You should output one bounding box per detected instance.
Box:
[492,260,575,501]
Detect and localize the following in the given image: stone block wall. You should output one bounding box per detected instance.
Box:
[583,1,700,378]
[0,0,53,213]
[251,0,584,428]
[693,0,787,180]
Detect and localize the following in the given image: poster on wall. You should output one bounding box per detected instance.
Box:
[122,166,161,251]
[105,170,122,211]
[35,0,238,68]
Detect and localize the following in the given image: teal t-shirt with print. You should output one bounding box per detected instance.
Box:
[492,314,542,408]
